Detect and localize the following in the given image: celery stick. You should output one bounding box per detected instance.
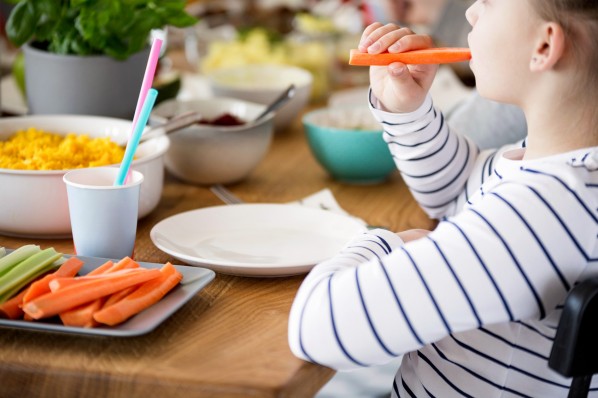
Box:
[0,264,60,305]
[0,245,41,278]
[0,247,5,258]
[0,248,62,304]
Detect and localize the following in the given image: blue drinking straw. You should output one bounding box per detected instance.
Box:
[114,88,158,186]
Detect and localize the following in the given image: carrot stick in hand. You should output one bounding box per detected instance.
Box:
[93,263,183,326]
[23,268,161,320]
[348,48,471,66]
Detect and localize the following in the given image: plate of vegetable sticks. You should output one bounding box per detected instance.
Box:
[0,249,215,337]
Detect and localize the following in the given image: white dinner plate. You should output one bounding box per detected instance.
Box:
[150,204,367,277]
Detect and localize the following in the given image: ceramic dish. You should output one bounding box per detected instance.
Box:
[0,253,215,337]
[152,97,274,185]
[206,64,313,131]
[0,115,169,238]
[303,106,395,184]
[150,204,367,277]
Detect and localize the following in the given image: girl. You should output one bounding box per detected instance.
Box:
[288,0,598,397]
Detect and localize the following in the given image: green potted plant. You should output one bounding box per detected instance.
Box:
[5,0,196,118]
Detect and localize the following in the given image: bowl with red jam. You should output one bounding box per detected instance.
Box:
[153,97,274,185]
[206,64,313,132]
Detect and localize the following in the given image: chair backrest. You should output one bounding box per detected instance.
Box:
[549,276,598,398]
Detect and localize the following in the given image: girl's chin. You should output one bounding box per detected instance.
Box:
[475,86,511,105]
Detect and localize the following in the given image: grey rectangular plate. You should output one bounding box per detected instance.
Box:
[0,253,215,337]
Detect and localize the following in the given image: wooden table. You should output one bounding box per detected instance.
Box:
[0,109,435,398]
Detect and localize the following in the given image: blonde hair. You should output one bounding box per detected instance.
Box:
[531,0,598,93]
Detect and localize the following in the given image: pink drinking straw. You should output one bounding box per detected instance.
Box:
[130,36,163,137]
[123,35,162,183]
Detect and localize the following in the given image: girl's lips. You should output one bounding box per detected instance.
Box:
[466,38,474,66]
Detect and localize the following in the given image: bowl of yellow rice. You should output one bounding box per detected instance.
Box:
[0,115,169,238]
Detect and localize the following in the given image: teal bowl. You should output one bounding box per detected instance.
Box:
[303,107,396,184]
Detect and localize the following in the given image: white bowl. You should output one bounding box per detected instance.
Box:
[206,64,313,131]
[153,97,274,185]
[0,115,169,238]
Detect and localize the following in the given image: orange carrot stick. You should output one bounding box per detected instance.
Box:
[22,257,85,304]
[0,288,28,319]
[106,257,139,273]
[49,268,150,291]
[48,258,138,293]
[93,263,183,326]
[58,259,113,327]
[102,285,138,308]
[59,298,106,328]
[23,268,161,320]
[58,257,137,327]
[48,277,81,292]
[348,48,472,66]
[86,260,115,276]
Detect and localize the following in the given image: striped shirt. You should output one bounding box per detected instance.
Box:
[288,93,598,397]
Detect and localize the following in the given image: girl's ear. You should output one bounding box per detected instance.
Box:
[530,22,565,72]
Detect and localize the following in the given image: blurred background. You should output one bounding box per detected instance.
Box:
[0,1,475,396]
[0,0,475,116]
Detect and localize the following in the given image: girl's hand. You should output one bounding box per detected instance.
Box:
[397,229,430,243]
[358,23,438,113]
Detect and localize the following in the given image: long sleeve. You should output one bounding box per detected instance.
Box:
[288,163,598,371]
[288,95,598,396]
[368,91,522,220]
[288,228,406,368]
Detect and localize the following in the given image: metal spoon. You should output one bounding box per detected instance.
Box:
[253,84,296,123]
[137,111,204,143]
[113,112,203,146]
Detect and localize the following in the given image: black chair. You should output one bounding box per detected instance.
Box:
[549,276,598,398]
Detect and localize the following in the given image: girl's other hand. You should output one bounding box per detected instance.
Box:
[397,229,431,242]
[358,22,438,113]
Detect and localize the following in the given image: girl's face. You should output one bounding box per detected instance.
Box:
[465,0,543,104]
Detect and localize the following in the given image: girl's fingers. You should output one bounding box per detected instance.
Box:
[389,34,435,53]
[360,22,384,40]
[358,22,385,52]
[359,23,434,55]
[359,23,408,53]
[373,27,417,53]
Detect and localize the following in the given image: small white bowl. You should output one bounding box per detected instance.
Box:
[153,97,274,185]
[206,64,313,131]
[0,115,169,238]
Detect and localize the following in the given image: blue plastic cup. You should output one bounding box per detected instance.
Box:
[63,167,144,259]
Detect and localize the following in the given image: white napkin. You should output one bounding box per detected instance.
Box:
[290,188,367,226]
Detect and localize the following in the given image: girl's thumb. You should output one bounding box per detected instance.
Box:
[388,63,409,79]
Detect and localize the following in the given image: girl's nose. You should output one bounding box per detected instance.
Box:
[465,2,479,27]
